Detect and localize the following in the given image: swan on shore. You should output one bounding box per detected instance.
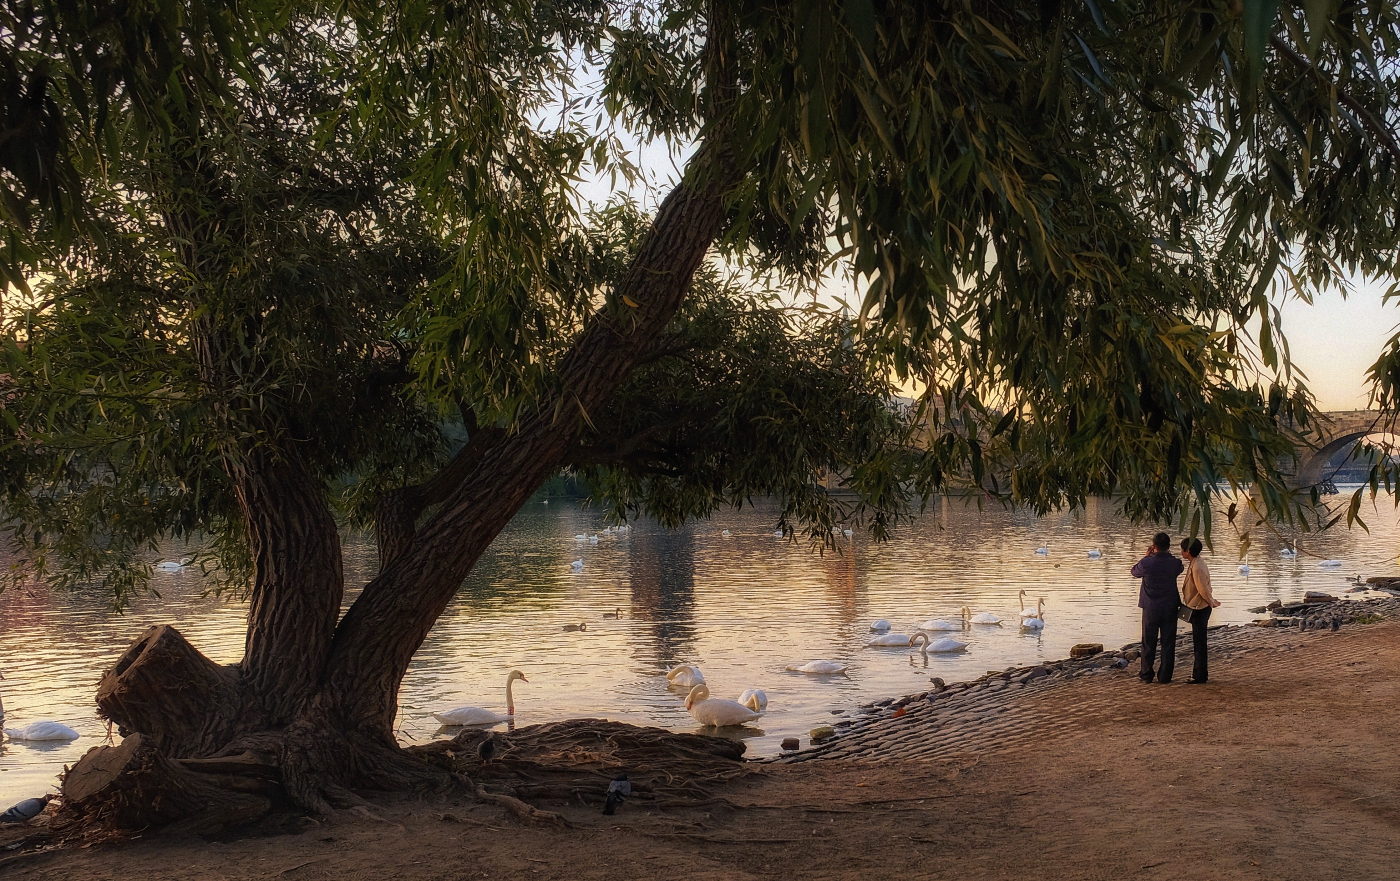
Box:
[786,660,848,674]
[910,633,967,655]
[685,684,761,727]
[432,670,527,727]
[738,688,768,712]
[666,664,706,687]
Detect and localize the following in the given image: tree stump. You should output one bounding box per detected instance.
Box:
[96,625,245,757]
[60,734,271,835]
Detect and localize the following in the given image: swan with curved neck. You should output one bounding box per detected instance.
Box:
[432,670,528,726]
[685,684,761,727]
[666,664,706,687]
[910,633,968,655]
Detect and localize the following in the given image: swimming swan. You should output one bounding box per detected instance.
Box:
[1020,598,1046,630]
[738,688,768,713]
[964,607,1003,625]
[917,612,966,632]
[685,684,761,727]
[910,633,968,655]
[1087,548,1102,559]
[870,619,892,632]
[867,632,918,646]
[1035,543,1049,555]
[666,664,706,687]
[786,660,848,674]
[432,670,527,726]
[0,671,79,741]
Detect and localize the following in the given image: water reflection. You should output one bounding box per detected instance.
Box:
[627,527,697,668]
[5,489,1400,804]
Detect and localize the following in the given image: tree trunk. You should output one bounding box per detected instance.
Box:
[231,448,344,725]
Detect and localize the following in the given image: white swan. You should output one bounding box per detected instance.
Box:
[738,688,768,712]
[665,664,706,687]
[786,660,848,674]
[1087,548,1102,559]
[964,606,1003,625]
[575,534,588,541]
[910,633,968,655]
[1020,598,1046,630]
[721,530,731,536]
[1035,543,1049,555]
[155,560,186,572]
[869,619,892,632]
[843,529,853,537]
[1239,557,1251,575]
[866,632,917,647]
[432,670,527,726]
[0,671,80,741]
[1280,545,1297,558]
[773,529,785,537]
[5,721,80,742]
[685,684,761,727]
[570,559,583,570]
[1319,559,1343,568]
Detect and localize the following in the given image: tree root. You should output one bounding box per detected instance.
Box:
[472,784,571,828]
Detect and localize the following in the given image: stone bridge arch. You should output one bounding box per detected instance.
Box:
[1292,410,1392,488]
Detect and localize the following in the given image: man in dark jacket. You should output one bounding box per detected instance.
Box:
[1131,532,1184,683]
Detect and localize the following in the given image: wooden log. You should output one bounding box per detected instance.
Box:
[60,734,271,835]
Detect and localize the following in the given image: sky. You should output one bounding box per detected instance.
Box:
[1275,276,1396,412]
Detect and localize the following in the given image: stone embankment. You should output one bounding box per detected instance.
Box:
[781,594,1400,763]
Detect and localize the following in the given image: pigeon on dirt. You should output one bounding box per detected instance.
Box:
[602,774,631,816]
[1,795,51,824]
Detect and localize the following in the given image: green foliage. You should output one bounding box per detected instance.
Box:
[2,0,1399,605]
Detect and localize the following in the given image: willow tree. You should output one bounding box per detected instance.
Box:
[1,0,1397,822]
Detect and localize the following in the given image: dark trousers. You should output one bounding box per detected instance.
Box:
[1139,606,1178,683]
[1188,606,1212,682]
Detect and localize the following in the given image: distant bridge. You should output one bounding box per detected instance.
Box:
[1290,409,1393,488]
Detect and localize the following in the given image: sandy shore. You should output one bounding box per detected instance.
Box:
[6,599,1400,880]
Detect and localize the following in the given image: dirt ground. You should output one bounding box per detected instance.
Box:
[5,617,1400,880]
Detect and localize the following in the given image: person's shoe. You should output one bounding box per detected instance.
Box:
[1186,678,1207,684]
[1138,673,1154,683]
[1155,678,1172,684]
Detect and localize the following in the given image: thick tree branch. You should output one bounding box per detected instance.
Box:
[1270,35,1400,163]
[375,424,506,567]
[325,0,744,736]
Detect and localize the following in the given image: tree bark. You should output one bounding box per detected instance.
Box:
[96,625,247,757]
[60,733,272,834]
[231,447,344,725]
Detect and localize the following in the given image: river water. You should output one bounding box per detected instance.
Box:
[3,490,1397,805]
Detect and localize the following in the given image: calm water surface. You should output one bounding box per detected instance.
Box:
[3,490,1397,804]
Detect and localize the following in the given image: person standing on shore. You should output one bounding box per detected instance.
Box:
[1180,538,1220,684]
[1131,532,1184,683]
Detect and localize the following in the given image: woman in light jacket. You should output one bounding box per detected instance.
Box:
[1180,538,1220,683]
